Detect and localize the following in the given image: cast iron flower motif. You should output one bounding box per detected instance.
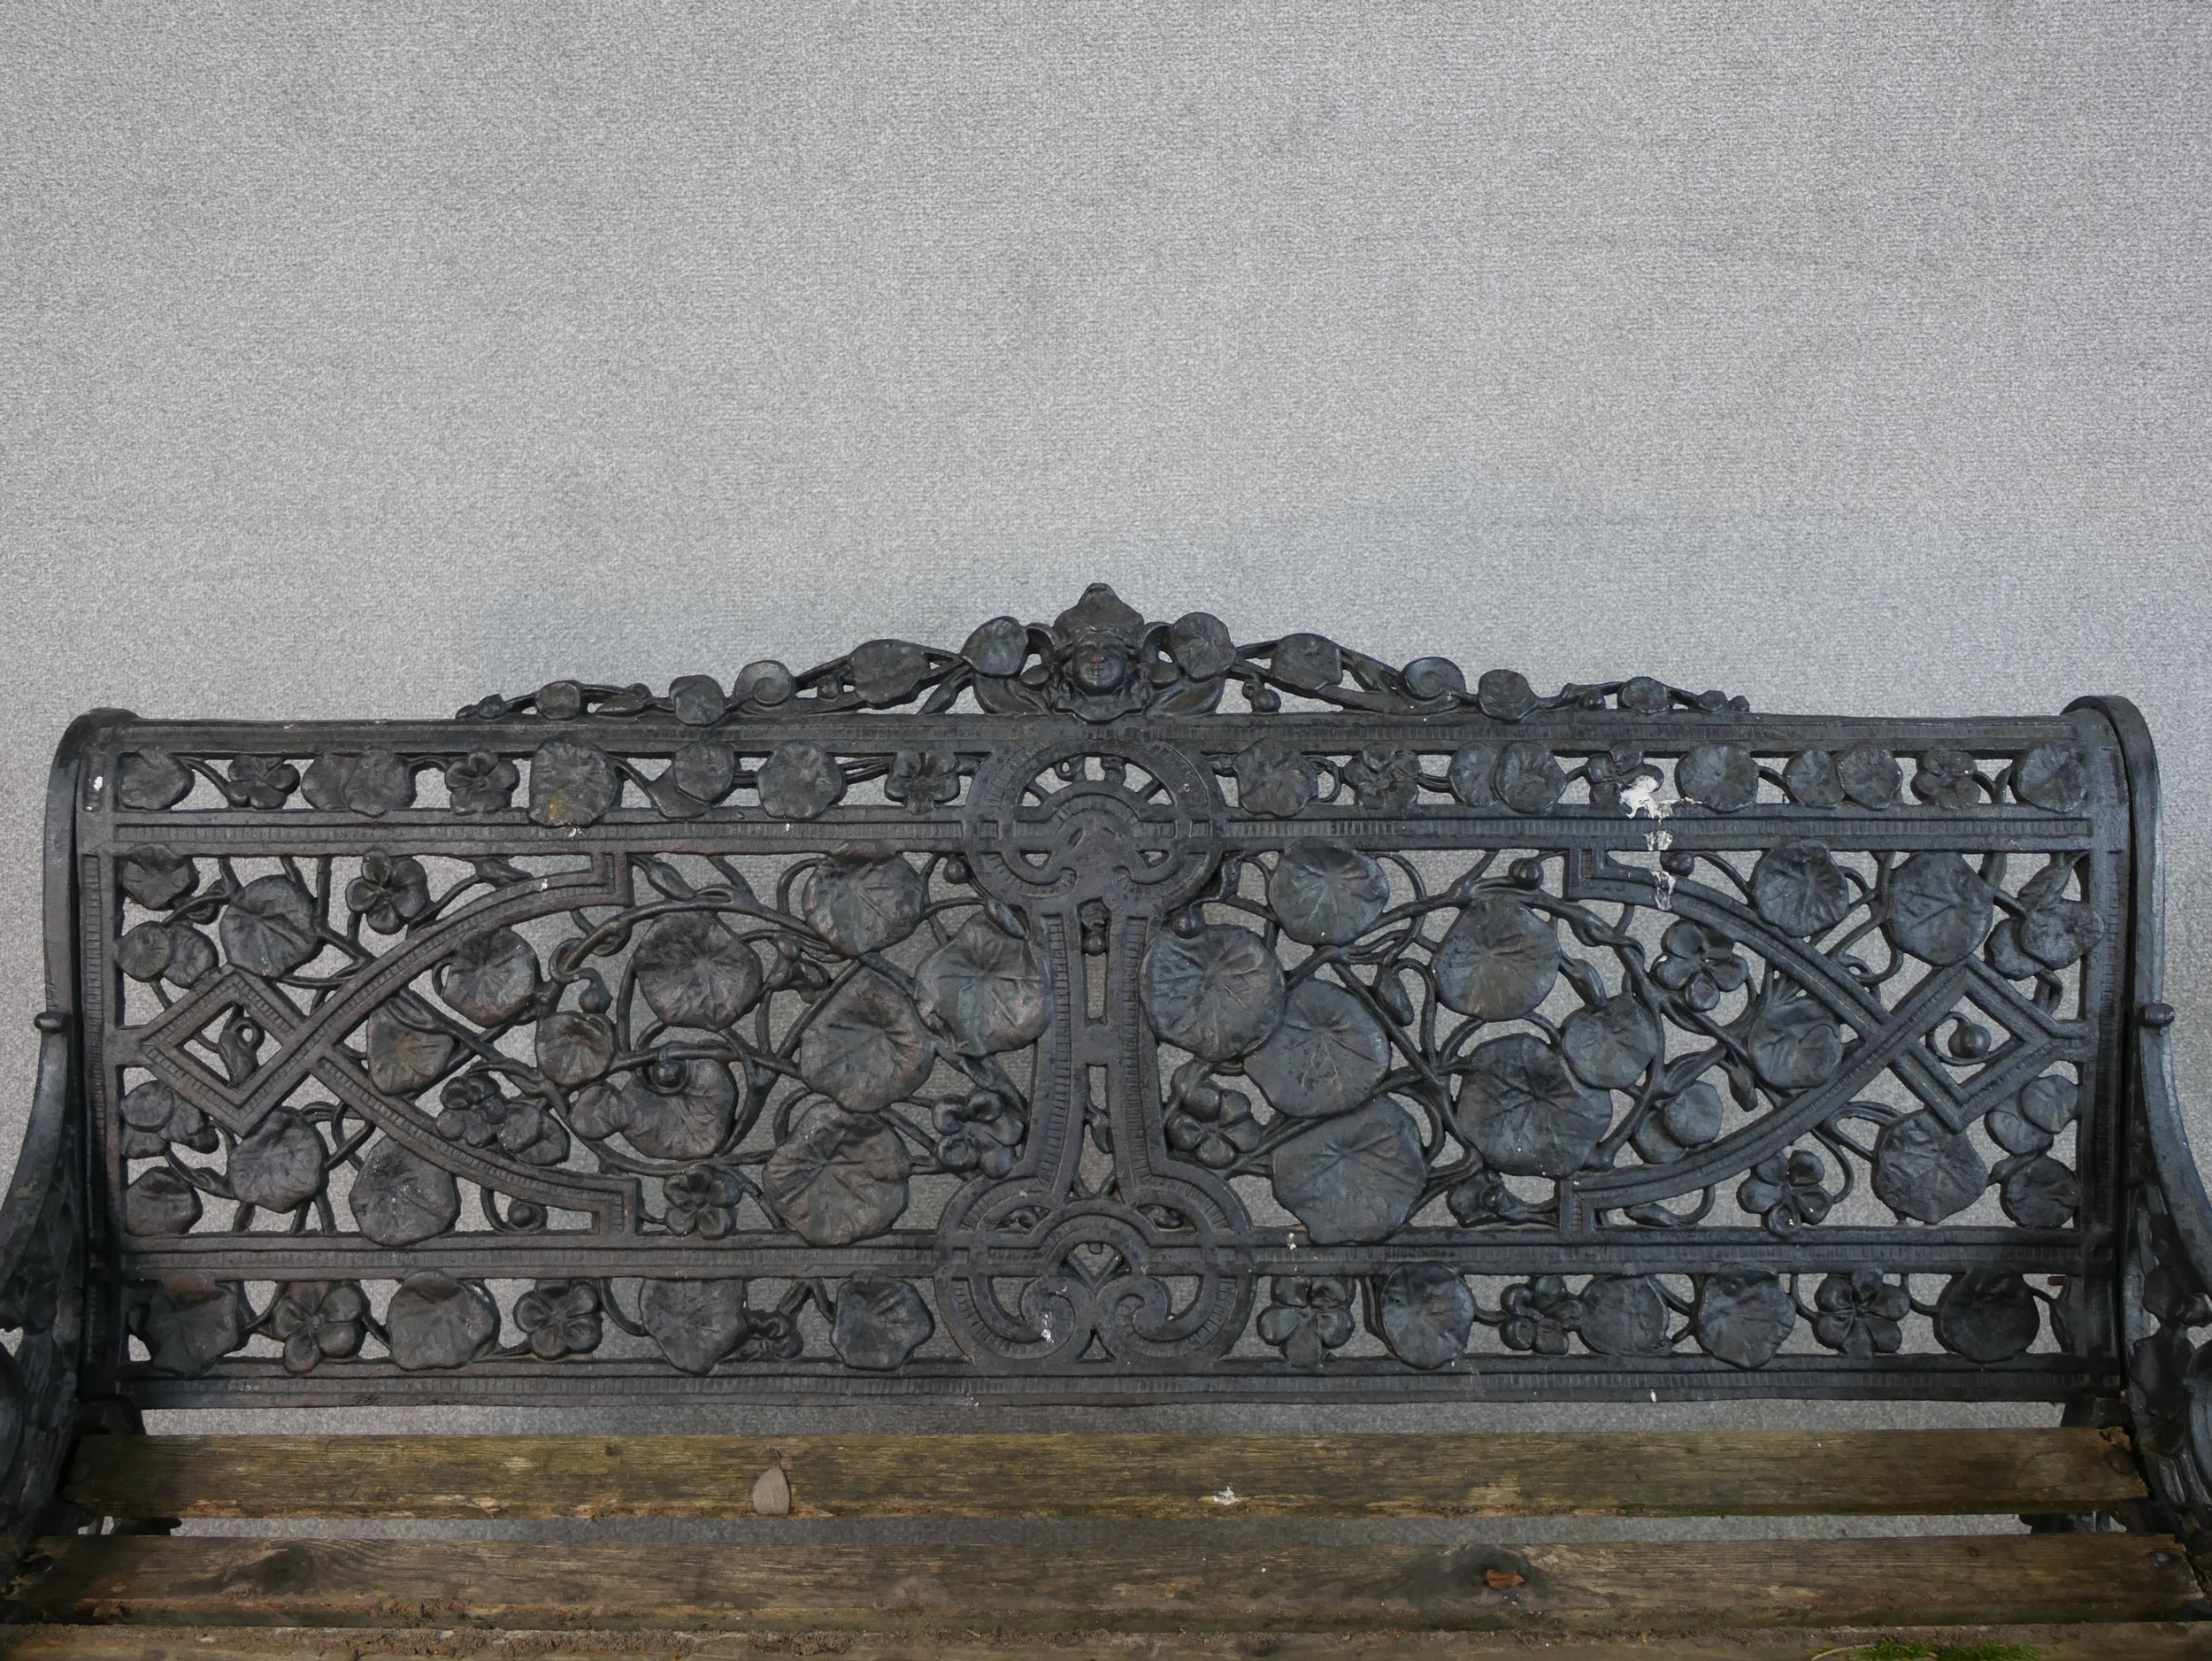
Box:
[1585,744,1662,810]
[1650,920,1750,1012]
[1912,748,1985,811]
[515,1280,603,1359]
[1256,1276,1356,1370]
[268,1281,367,1374]
[932,1088,1025,1176]
[1739,1150,1833,1236]
[346,851,433,934]
[1502,1274,1584,1355]
[1343,747,1421,812]
[1812,1268,1909,1357]
[446,750,521,813]
[664,1165,749,1238]
[1163,1066,1263,1170]
[435,1073,568,1166]
[886,748,961,814]
[227,755,299,809]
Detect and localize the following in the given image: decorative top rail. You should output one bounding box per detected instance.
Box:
[451,583,1752,727]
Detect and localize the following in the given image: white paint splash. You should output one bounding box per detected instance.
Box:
[1620,775,1678,909]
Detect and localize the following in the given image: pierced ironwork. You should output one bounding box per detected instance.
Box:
[7,588,2189,1465]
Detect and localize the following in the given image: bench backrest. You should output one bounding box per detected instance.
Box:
[54,586,2135,1410]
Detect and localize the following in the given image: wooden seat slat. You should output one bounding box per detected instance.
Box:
[64,1428,2147,1522]
[19,1532,2200,1633]
[6,1620,2212,1661]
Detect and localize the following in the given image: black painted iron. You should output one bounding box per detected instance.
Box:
[1,584,2203,1551]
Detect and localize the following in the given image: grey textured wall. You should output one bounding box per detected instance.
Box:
[3,4,2208,1438]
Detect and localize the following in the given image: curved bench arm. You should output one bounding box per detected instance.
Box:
[2073,697,2212,1565]
[0,712,129,1554]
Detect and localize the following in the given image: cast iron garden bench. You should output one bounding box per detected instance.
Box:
[1,585,2208,1657]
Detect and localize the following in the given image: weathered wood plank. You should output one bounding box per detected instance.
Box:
[15,1533,2201,1632]
[62,1427,2147,1520]
[7,1623,2212,1660]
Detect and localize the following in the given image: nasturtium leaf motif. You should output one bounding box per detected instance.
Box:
[1872,1111,1988,1224]
[348,1137,461,1247]
[126,1167,201,1235]
[135,1275,248,1375]
[385,1272,499,1371]
[528,737,620,828]
[1494,742,1566,814]
[1233,742,1315,819]
[1446,744,1498,808]
[795,970,933,1112]
[799,850,926,956]
[849,638,933,707]
[1913,749,1984,811]
[1245,979,1391,1120]
[118,749,193,810]
[1782,750,1845,808]
[1477,669,1539,721]
[365,996,457,1096]
[1168,611,1236,679]
[639,1279,752,1375]
[2019,898,2098,969]
[757,742,847,819]
[227,1107,326,1211]
[1835,744,1902,807]
[117,923,175,982]
[635,912,762,1029]
[1634,1080,1726,1165]
[1985,1100,2052,1157]
[1433,894,1558,1020]
[1578,1276,1671,1356]
[1694,1270,1794,1369]
[1677,744,1759,813]
[1934,1270,2039,1363]
[1744,989,1843,1092]
[2002,1156,2079,1229]
[1560,996,1661,1091]
[329,750,415,816]
[618,1046,737,1161]
[2018,1074,2078,1134]
[1455,1034,1612,1177]
[118,848,198,910]
[1663,1080,1726,1147]
[536,1011,617,1089]
[668,674,728,727]
[915,911,1048,1056]
[1885,851,1994,965]
[1270,632,1343,691]
[219,874,320,978]
[1141,925,1285,1062]
[1751,840,1853,937]
[163,927,217,988]
[832,1277,934,1370]
[1271,1097,1425,1244]
[2013,743,2090,812]
[1379,1264,1474,1369]
[764,1103,911,1246]
[1269,842,1389,946]
[666,740,737,804]
[964,614,1030,678]
[438,927,541,1027]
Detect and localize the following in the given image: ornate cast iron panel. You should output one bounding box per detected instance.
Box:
[67,586,2132,1407]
